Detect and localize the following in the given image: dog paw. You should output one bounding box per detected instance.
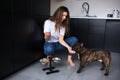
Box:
[100,68,104,70]
[77,70,81,73]
[104,73,109,76]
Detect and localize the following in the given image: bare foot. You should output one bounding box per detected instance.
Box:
[67,56,75,67]
[68,60,75,67]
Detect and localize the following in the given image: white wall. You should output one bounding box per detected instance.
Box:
[51,0,120,17]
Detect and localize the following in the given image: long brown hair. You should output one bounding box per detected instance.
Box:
[49,6,70,36]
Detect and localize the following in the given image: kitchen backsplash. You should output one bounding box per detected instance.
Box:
[51,0,120,18]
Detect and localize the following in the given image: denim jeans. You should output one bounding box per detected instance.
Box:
[44,36,78,56]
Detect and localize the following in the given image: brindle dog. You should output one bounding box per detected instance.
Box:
[72,43,111,76]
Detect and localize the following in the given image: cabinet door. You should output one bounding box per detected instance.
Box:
[105,20,120,52]
[77,19,89,44]
[70,18,89,44]
[70,18,79,38]
[14,0,31,17]
[87,19,106,49]
[31,0,50,16]
[0,0,13,79]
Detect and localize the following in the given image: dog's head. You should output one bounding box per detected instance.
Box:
[72,42,84,53]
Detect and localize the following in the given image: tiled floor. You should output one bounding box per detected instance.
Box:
[4,51,120,80]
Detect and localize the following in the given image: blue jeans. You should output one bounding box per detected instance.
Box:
[44,36,78,56]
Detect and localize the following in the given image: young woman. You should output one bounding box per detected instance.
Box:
[43,6,78,67]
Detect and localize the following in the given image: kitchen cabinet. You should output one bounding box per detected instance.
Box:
[87,19,106,49]
[70,18,78,37]
[14,0,50,17]
[70,18,120,52]
[0,0,13,79]
[0,41,13,80]
[14,0,31,17]
[70,19,106,49]
[104,20,120,52]
[31,0,50,16]
[77,19,89,44]
[70,18,89,44]
[0,0,49,79]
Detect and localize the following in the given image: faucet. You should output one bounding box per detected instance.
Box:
[82,2,89,16]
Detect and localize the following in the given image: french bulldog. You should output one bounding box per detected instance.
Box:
[72,43,111,76]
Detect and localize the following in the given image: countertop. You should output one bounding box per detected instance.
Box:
[71,16,120,20]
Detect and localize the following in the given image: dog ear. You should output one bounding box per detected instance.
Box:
[80,43,84,47]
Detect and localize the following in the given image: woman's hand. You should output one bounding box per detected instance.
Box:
[67,47,76,54]
[58,35,76,54]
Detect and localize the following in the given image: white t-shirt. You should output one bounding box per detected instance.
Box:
[44,20,65,42]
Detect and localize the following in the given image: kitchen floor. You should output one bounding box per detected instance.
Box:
[3,51,120,80]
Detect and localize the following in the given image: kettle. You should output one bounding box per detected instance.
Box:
[112,9,120,18]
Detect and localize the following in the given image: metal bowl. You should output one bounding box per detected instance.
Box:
[39,58,48,65]
[52,57,61,63]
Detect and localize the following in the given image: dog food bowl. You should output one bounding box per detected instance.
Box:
[52,57,61,63]
[39,58,48,65]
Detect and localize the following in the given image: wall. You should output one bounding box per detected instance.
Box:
[51,0,120,17]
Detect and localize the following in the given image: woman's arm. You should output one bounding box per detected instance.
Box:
[44,32,51,41]
[59,35,75,54]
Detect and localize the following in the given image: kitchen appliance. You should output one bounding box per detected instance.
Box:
[112,9,120,18]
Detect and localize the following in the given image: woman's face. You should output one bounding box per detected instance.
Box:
[61,12,68,22]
